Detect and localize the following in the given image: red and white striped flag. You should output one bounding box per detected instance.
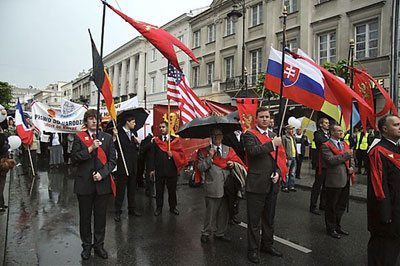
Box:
[167,63,211,124]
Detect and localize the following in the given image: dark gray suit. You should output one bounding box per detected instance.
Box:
[242,129,279,252]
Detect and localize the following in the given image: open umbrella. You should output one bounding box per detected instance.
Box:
[113,107,149,132]
[176,115,241,139]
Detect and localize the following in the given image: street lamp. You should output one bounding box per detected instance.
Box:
[227,0,247,97]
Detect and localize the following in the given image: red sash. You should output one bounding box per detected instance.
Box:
[248,129,288,181]
[369,145,400,200]
[76,131,116,197]
[324,141,355,185]
[199,146,247,170]
[154,137,188,172]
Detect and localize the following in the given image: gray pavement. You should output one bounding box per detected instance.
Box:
[1,159,369,265]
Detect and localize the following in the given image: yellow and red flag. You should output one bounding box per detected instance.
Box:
[89,31,117,121]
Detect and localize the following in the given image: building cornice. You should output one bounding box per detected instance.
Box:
[346,1,386,17]
[311,14,341,26]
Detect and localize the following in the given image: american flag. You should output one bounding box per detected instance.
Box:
[167,63,210,123]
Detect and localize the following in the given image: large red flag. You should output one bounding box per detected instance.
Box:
[236,98,258,132]
[353,68,376,130]
[104,2,199,71]
[353,68,398,117]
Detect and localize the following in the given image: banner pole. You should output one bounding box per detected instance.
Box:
[112,120,130,176]
[167,99,171,152]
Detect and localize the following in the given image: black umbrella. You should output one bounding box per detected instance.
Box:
[114,108,149,132]
[176,115,241,139]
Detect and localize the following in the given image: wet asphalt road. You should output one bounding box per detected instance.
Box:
[4,161,369,265]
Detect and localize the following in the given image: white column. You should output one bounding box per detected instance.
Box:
[112,64,120,98]
[128,56,135,96]
[120,60,127,96]
[137,52,146,102]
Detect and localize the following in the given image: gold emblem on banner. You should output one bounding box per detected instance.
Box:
[163,112,180,136]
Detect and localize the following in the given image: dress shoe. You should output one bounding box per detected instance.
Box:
[261,246,283,257]
[200,235,209,243]
[128,210,142,217]
[336,228,349,235]
[81,247,91,260]
[94,247,108,259]
[281,188,289,193]
[310,209,321,215]
[327,230,341,239]
[114,213,121,222]
[214,235,231,242]
[154,208,162,216]
[289,187,297,192]
[169,208,179,215]
[247,251,260,264]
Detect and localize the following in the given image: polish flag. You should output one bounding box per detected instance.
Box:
[15,99,33,145]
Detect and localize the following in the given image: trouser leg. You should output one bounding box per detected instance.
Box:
[247,192,265,252]
[335,183,349,230]
[114,175,127,213]
[127,174,137,211]
[261,184,278,248]
[155,176,166,208]
[325,188,341,232]
[215,197,229,237]
[166,176,177,209]
[296,155,303,178]
[310,171,324,210]
[93,193,110,249]
[77,194,95,248]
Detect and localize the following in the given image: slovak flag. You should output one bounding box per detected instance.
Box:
[15,99,33,145]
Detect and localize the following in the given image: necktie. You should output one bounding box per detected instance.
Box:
[338,141,342,151]
[92,133,96,140]
[163,136,167,142]
[127,131,131,141]
[216,147,221,157]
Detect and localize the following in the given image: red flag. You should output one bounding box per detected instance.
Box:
[89,30,117,121]
[167,63,211,124]
[289,51,373,127]
[353,68,398,117]
[104,2,199,71]
[353,68,376,130]
[236,98,258,132]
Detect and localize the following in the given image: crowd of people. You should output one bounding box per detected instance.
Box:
[0,106,399,265]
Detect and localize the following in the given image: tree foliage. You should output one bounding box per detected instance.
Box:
[255,73,278,105]
[322,59,349,82]
[0,81,12,109]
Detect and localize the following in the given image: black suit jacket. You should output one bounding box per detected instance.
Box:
[367,138,400,237]
[242,130,276,194]
[71,131,117,195]
[115,127,139,177]
[139,133,153,169]
[148,135,178,178]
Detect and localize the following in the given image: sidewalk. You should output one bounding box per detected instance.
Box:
[295,160,367,202]
[0,170,11,265]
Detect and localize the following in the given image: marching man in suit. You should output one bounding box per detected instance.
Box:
[368,115,400,266]
[114,113,142,222]
[149,121,187,216]
[71,109,117,260]
[198,128,246,244]
[321,124,354,239]
[242,106,287,264]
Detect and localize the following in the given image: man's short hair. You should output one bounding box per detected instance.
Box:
[83,109,98,124]
[123,115,135,124]
[377,115,397,132]
[329,124,340,133]
[160,120,168,127]
[256,106,270,117]
[318,117,329,126]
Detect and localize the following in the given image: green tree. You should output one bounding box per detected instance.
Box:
[255,73,277,106]
[0,81,12,109]
[322,59,349,82]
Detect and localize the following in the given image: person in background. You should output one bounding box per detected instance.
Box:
[22,115,38,177]
[139,127,154,197]
[282,125,297,192]
[355,127,369,175]
[294,128,309,179]
[367,115,400,266]
[71,109,116,260]
[49,132,64,168]
[309,117,330,215]
[0,129,14,212]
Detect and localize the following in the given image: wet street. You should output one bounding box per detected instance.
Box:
[4,160,369,265]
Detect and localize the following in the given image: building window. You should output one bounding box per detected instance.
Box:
[162,73,167,91]
[225,57,234,80]
[318,31,336,64]
[207,24,216,43]
[287,39,298,52]
[251,3,263,27]
[207,62,215,85]
[151,48,157,61]
[193,30,201,48]
[250,49,262,84]
[150,77,155,94]
[284,0,298,13]
[225,18,235,36]
[192,66,200,87]
[355,19,378,59]
[177,35,184,43]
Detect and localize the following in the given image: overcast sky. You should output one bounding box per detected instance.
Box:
[0,0,211,89]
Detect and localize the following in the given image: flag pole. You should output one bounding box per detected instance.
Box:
[28,146,36,196]
[347,39,355,213]
[167,99,171,152]
[112,120,130,176]
[273,5,288,174]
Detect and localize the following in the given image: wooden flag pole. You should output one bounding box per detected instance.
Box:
[28,146,36,196]
[167,99,171,152]
[112,120,130,176]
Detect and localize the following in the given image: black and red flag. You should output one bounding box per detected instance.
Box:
[103,1,199,71]
[89,30,117,121]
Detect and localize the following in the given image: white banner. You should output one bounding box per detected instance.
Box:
[32,101,87,133]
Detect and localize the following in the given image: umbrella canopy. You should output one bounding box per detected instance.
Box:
[176,115,241,139]
[115,108,149,132]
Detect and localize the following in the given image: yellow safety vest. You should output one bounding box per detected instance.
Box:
[356,133,369,150]
[311,140,316,149]
[344,134,350,145]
